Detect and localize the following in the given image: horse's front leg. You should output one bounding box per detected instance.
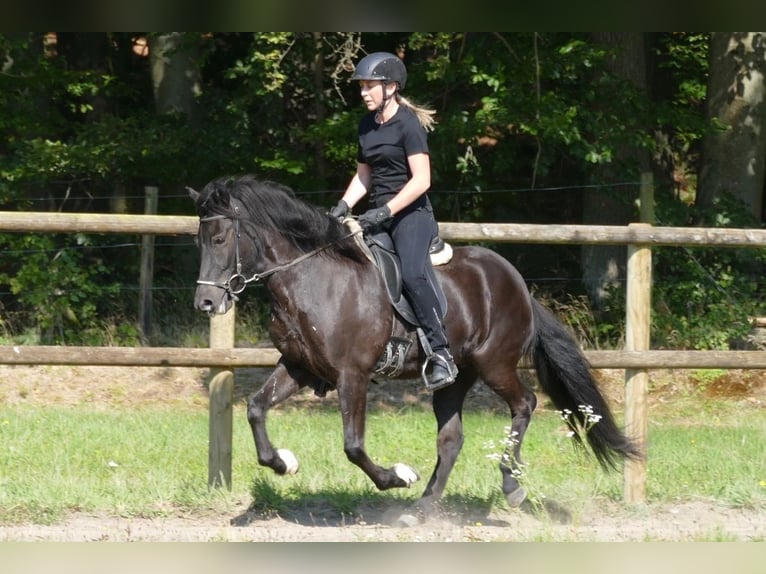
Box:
[247,361,305,475]
[337,374,419,491]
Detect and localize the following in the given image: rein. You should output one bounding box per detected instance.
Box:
[196,208,360,296]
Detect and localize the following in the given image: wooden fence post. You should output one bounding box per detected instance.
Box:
[208,307,236,489]
[139,186,158,343]
[624,221,652,504]
[623,172,655,503]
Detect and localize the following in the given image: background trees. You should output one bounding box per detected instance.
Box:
[0,32,763,348]
[697,32,766,224]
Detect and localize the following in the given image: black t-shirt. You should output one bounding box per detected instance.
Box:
[357,106,430,210]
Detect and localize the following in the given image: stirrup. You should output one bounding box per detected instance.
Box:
[415,328,458,391]
[421,352,458,391]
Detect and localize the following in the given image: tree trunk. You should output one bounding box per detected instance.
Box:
[312,32,327,182]
[644,33,685,204]
[148,32,201,122]
[696,32,766,224]
[581,33,650,309]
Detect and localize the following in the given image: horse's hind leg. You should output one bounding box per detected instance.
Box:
[413,369,475,518]
[484,367,537,508]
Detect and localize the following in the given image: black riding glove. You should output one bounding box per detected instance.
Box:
[358,205,392,230]
[328,199,349,220]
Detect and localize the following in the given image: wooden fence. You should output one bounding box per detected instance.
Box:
[1,200,765,502]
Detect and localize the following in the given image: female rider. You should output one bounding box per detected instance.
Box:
[329,52,458,391]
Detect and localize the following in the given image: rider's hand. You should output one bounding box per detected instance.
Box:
[328,200,349,220]
[358,205,392,230]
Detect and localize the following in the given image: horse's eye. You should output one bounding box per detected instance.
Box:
[214,235,225,246]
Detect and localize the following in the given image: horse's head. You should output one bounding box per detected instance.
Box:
[189,180,244,316]
[190,174,367,316]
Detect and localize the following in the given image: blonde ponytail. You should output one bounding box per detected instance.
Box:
[397,94,437,132]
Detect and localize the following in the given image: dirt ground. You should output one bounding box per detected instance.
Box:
[1,364,764,542]
[2,499,765,542]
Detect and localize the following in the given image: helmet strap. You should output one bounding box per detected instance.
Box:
[376,81,396,117]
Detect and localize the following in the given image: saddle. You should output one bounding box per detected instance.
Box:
[362,228,451,327]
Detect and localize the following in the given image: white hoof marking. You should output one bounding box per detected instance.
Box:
[277,448,299,474]
[393,463,418,486]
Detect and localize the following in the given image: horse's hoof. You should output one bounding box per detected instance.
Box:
[506,486,527,508]
[276,448,299,474]
[393,463,418,486]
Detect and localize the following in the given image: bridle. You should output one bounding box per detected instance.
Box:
[195,206,360,298]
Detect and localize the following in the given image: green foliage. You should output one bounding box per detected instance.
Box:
[0,233,123,344]
[0,31,716,202]
[653,193,765,350]
[0,32,760,352]
[642,34,761,352]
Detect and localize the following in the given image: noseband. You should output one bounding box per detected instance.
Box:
[196,207,359,297]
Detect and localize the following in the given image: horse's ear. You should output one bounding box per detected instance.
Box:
[210,184,231,208]
[187,180,232,211]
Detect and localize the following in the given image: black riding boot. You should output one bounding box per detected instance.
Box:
[408,294,458,391]
[426,347,459,391]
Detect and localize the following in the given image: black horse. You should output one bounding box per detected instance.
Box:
[190,175,640,517]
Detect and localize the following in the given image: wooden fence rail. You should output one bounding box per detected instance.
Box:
[2,210,766,247]
[1,200,764,501]
[1,346,765,369]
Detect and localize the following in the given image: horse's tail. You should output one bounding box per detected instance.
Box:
[526,298,642,470]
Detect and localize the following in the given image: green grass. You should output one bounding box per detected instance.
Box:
[0,408,218,523]
[1,394,764,525]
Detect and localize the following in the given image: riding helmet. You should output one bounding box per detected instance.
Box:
[351,52,407,90]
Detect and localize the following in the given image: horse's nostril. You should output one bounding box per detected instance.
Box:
[196,299,214,312]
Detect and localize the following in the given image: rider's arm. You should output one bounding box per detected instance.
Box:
[340,162,372,210]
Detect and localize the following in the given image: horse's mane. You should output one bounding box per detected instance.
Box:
[195,175,364,262]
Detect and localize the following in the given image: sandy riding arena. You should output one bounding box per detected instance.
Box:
[0,365,764,542]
